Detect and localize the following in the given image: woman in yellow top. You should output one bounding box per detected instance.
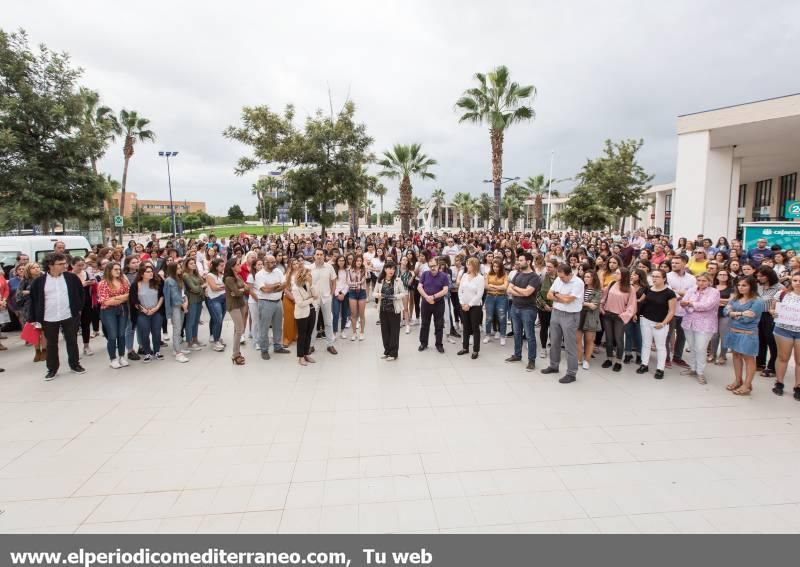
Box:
[483,259,509,346]
[686,248,709,275]
[601,256,622,289]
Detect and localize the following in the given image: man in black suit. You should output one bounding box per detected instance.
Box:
[29,252,87,380]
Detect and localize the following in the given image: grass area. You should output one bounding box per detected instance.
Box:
[182,224,289,239]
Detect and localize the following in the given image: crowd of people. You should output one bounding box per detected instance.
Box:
[1,228,799,401]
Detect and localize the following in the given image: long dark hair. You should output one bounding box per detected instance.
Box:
[134,263,161,289]
[223,258,240,280]
[616,267,631,293]
[165,262,182,286]
[209,257,224,276]
[378,260,397,284]
[734,275,758,300]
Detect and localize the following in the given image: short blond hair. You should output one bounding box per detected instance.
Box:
[466,257,480,273]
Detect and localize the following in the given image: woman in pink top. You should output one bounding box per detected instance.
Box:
[600,267,638,372]
[680,272,720,384]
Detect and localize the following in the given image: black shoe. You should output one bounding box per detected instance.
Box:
[274,347,291,354]
[506,331,514,337]
[636,365,649,375]
[623,354,632,364]
[772,382,784,396]
[44,370,57,381]
[449,330,461,338]
[127,351,141,361]
[601,359,613,369]
[559,375,576,384]
[654,369,664,380]
[70,365,87,374]
[137,347,145,355]
[436,345,445,353]
[471,352,479,360]
[505,355,521,362]
[636,355,642,365]
[793,386,800,401]
[540,367,559,375]
[261,351,271,360]
[612,363,622,372]
[526,360,535,371]
[316,331,325,338]
[309,346,315,354]
[457,349,469,356]
[418,345,427,352]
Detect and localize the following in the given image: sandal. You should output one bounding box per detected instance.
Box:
[726,381,743,391]
[772,382,784,396]
[760,369,774,378]
[733,386,752,396]
[298,358,308,366]
[231,354,245,365]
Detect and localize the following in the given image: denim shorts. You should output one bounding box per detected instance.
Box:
[774,325,800,340]
[348,289,367,301]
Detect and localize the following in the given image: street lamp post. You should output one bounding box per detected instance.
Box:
[482,176,520,230]
[158,151,179,237]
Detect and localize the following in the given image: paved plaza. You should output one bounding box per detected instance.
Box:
[1,309,799,534]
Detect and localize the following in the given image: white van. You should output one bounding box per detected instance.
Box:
[0,235,92,268]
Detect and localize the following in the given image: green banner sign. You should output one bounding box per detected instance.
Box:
[743,223,800,251]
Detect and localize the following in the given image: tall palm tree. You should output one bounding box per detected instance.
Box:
[377,144,437,234]
[523,174,560,229]
[118,109,155,236]
[455,65,536,232]
[502,183,527,230]
[431,188,447,228]
[371,182,388,223]
[452,192,476,229]
[79,88,121,228]
[410,196,426,229]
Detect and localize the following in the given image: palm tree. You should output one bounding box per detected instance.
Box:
[431,188,447,228]
[410,196,426,229]
[523,174,560,229]
[118,109,156,236]
[79,88,121,228]
[378,144,437,234]
[371,182,388,224]
[455,65,536,232]
[452,192,476,229]
[366,199,376,228]
[502,183,526,230]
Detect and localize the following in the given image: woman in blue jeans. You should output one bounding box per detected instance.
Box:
[129,263,165,362]
[483,259,509,346]
[332,255,350,338]
[97,262,131,369]
[623,268,647,364]
[205,257,227,351]
[182,257,205,349]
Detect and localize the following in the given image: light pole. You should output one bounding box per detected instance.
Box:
[482,176,519,230]
[158,151,179,236]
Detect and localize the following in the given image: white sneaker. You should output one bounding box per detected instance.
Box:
[582,360,590,370]
[495,331,500,339]
[213,342,225,352]
[359,333,365,341]
[118,356,129,367]
[110,358,122,369]
[340,332,347,340]
[254,344,261,351]
[351,334,357,342]
[482,336,490,344]
[175,353,189,363]
[345,320,351,329]
[500,338,506,346]
[83,346,94,356]
[405,326,410,335]
[240,337,246,345]
[539,349,548,359]
[189,344,203,351]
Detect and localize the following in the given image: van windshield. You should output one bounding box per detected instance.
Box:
[34,249,88,262]
[0,250,22,267]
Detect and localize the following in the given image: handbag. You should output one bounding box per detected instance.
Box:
[21,322,42,345]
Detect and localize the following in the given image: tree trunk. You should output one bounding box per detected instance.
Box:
[349,202,359,236]
[534,194,543,228]
[399,175,412,234]
[120,137,134,239]
[490,128,504,232]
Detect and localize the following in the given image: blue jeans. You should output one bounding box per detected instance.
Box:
[510,305,537,361]
[137,312,163,355]
[100,306,128,360]
[332,295,350,333]
[484,294,508,336]
[624,320,642,355]
[206,295,226,342]
[125,317,135,352]
[186,301,202,343]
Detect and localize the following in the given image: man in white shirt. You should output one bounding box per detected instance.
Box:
[541,263,584,384]
[255,255,291,359]
[311,249,338,354]
[442,238,460,264]
[666,255,696,367]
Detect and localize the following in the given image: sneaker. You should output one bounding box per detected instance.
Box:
[482,336,490,344]
[540,367,559,375]
[142,354,152,363]
[194,341,207,347]
[345,320,351,328]
[500,338,506,346]
[70,364,87,374]
[601,360,613,369]
[213,342,225,352]
[137,347,145,355]
[127,351,140,361]
[351,334,357,342]
[44,370,57,381]
[559,375,577,384]
[612,362,622,372]
[680,369,697,376]
[405,326,410,335]
[539,349,548,359]
[582,360,590,370]
[83,346,94,356]
[654,369,665,380]
[240,337,246,345]
[636,365,649,374]
[110,359,122,370]
[505,355,522,362]
[154,352,165,361]
[359,333,365,341]
[386,356,396,361]
[118,356,129,367]
[261,351,271,360]
[175,353,189,363]
[623,354,632,364]
[254,344,261,351]
[526,360,536,372]
[696,374,707,385]
[189,344,203,351]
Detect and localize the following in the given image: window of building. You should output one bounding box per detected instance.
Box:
[664,194,672,235]
[753,179,772,220]
[779,173,797,220]
[737,184,747,208]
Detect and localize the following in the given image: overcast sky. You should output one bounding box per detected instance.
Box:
[6,0,800,215]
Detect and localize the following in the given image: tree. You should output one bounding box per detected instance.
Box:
[477,193,493,228]
[554,185,615,231]
[575,139,654,231]
[456,65,536,232]
[377,144,436,234]
[452,192,477,229]
[227,204,245,222]
[117,109,156,237]
[0,29,110,232]
[501,182,526,230]
[431,188,447,228]
[410,196,426,229]
[371,182,388,221]
[523,174,560,229]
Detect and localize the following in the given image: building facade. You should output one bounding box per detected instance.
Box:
[108,192,207,218]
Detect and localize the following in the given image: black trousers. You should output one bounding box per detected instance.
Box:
[79,304,92,345]
[539,308,552,349]
[462,305,482,352]
[296,307,315,357]
[603,312,625,360]
[756,312,777,371]
[43,316,80,373]
[380,310,401,357]
[449,292,461,325]
[410,288,421,319]
[419,300,445,348]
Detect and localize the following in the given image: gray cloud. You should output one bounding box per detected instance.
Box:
[5,0,799,215]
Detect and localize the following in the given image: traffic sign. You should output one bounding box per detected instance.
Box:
[785,200,800,219]
[113,215,124,228]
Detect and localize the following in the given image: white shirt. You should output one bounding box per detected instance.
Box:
[206,273,225,300]
[443,245,460,263]
[246,273,258,304]
[311,262,336,301]
[550,275,585,313]
[666,270,697,317]
[457,273,485,307]
[370,256,385,277]
[334,269,348,296]
[44,273,71,322]
[254,268,283,301]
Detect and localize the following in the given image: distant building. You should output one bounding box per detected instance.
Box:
[107,192,207,217]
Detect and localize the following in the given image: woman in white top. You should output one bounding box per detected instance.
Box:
[457,257,486,359]
[333,255,350,339]
[205,257,227,351]
[246,257,264,349]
